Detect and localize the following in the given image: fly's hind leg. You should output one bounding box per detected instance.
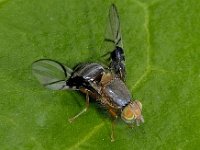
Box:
[68,90,90,123]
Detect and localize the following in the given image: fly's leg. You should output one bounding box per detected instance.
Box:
[111,118,117,142]
[68,90,89,123]
[108,108,118,142]
[127,124,134,129]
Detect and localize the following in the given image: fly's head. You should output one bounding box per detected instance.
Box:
[121,100,144,126]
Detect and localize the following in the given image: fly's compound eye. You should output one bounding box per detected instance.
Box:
[121,105,135,124]
[121,101,144,125]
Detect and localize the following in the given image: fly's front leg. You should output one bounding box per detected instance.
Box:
[108,108,118,142]
[111,117,117,142]
[68,89,90,123]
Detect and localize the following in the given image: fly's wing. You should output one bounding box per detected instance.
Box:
[101,4,125,80]
[105,3,123,48]
[32,59,73,90]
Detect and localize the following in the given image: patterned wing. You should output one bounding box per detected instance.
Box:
[102,4,126,80]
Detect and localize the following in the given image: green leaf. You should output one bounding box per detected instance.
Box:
[0,0,199,149]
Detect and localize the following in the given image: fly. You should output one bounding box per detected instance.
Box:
[32,4,144,142]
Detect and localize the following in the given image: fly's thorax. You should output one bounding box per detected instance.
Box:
[121,100,144,125]
[103,78,131,108]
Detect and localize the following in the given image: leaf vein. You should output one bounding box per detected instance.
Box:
[68,122,104,150]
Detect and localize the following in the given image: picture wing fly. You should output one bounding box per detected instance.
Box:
[102,4,126,80]
[32,59,73,90]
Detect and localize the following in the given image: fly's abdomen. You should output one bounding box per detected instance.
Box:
[104,78,131,108]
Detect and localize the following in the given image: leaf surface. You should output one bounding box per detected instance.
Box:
[0,0,199,149]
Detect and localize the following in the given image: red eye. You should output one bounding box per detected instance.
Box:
[125,109,134,118]
[122,105,135,121]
